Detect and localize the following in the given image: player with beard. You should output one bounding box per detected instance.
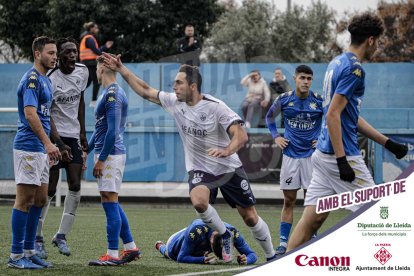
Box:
[8,36,61,269]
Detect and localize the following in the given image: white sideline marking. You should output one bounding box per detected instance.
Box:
[168,266,256,276]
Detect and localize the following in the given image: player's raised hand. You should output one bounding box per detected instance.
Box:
[207,148,231,158]
[275,136,289,149]
[102,52,122,71]
[237,254,247,265]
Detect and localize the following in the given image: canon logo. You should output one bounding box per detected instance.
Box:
[295,254,350,267]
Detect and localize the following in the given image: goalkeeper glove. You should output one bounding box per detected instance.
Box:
[336,156,355,182]
[385,139,408,159]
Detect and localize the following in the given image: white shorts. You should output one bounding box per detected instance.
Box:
[13,149,49,186]
[305,150,375,211]
[94,154,126,193]
[280,155,312,190]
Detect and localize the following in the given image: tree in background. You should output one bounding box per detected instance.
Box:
[203,0,273,62]
[373,0,414,62]
[204,0,337,62]
[0,0,223,62]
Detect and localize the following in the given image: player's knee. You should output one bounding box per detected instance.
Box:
[283,198,296,209]
[68,183,81,192]
[34,196,47,207]
[243,214,258,227]
[192,201,208,213]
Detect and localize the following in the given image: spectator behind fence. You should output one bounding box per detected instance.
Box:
[269,68,292,101]
[177,24,201,66]
[240,70,270,128]
[79,22,113,107]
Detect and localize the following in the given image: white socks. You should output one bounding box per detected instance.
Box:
[36,196,53,237]
[197,205,227,235]
[57,190,81,235]
[250,217,275,258]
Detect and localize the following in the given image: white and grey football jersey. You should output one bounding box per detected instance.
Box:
[158,91,243,176]
[48,63,88,138]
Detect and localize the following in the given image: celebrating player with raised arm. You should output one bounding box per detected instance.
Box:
[287,12,408,252]
[103,53,277,262]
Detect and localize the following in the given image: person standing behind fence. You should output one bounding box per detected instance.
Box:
[265,65,323,256]
[240,70,270,128]
[177,24,202,66]
[80,21,113,107]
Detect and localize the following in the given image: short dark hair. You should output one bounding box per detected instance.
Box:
[185,24,194,28]
[32,36,56,57]
[84,21,96,32]
[348,12,384,46]
[179,64,202,92]
[295,65,313,75]
[57,37,79,55]
[212,234,223,260]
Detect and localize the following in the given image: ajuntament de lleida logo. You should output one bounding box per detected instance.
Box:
[380,206,389,219]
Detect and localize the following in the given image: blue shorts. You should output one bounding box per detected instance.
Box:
[188,167,256,208]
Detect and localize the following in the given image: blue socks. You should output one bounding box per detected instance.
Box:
[118,204,133,244]
[280,222,292,247]
[11,209,28,254]
[24,206,42,250]
[102,202,121,250]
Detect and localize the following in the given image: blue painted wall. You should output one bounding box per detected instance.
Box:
[0,62,413,181]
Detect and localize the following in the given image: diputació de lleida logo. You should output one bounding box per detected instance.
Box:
[380,206,389,220]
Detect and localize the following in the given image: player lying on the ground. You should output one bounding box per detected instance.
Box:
[155,219,257,265]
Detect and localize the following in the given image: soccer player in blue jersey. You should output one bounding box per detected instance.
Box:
[87,55,140,266]
[287,13,408,252]
[266,65,323,255]
[8,36,61,269]
[155,219,257,265]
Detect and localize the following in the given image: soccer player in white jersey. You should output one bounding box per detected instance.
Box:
[287,13,408,252]
[266,65,323,255]
[34,38,89,258]
[103,54,277,263]
[8,36,61,269]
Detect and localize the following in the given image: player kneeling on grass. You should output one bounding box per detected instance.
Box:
[155,219,257,265]
[87,55,140,266]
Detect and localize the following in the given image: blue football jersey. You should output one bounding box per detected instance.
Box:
[266,90,323,158]
[168,219,257,264]
[14,68,53,152]
[318,52,365,156]
[91,83,128,161]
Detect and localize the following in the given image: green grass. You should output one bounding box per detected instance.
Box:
[0,203,350,275]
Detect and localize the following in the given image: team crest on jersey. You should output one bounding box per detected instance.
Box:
[309,102,317,110]
[196,228,202,235]
[189,232,195,240]
[29,75,37,80]
[288,102,294,107]
[352,68,362,78]
[204,226,208,233]
[107,96,115,102]
[240,180,249,191]
[199,112,207,122]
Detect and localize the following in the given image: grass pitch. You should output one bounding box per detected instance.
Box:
[0,203,350,275]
